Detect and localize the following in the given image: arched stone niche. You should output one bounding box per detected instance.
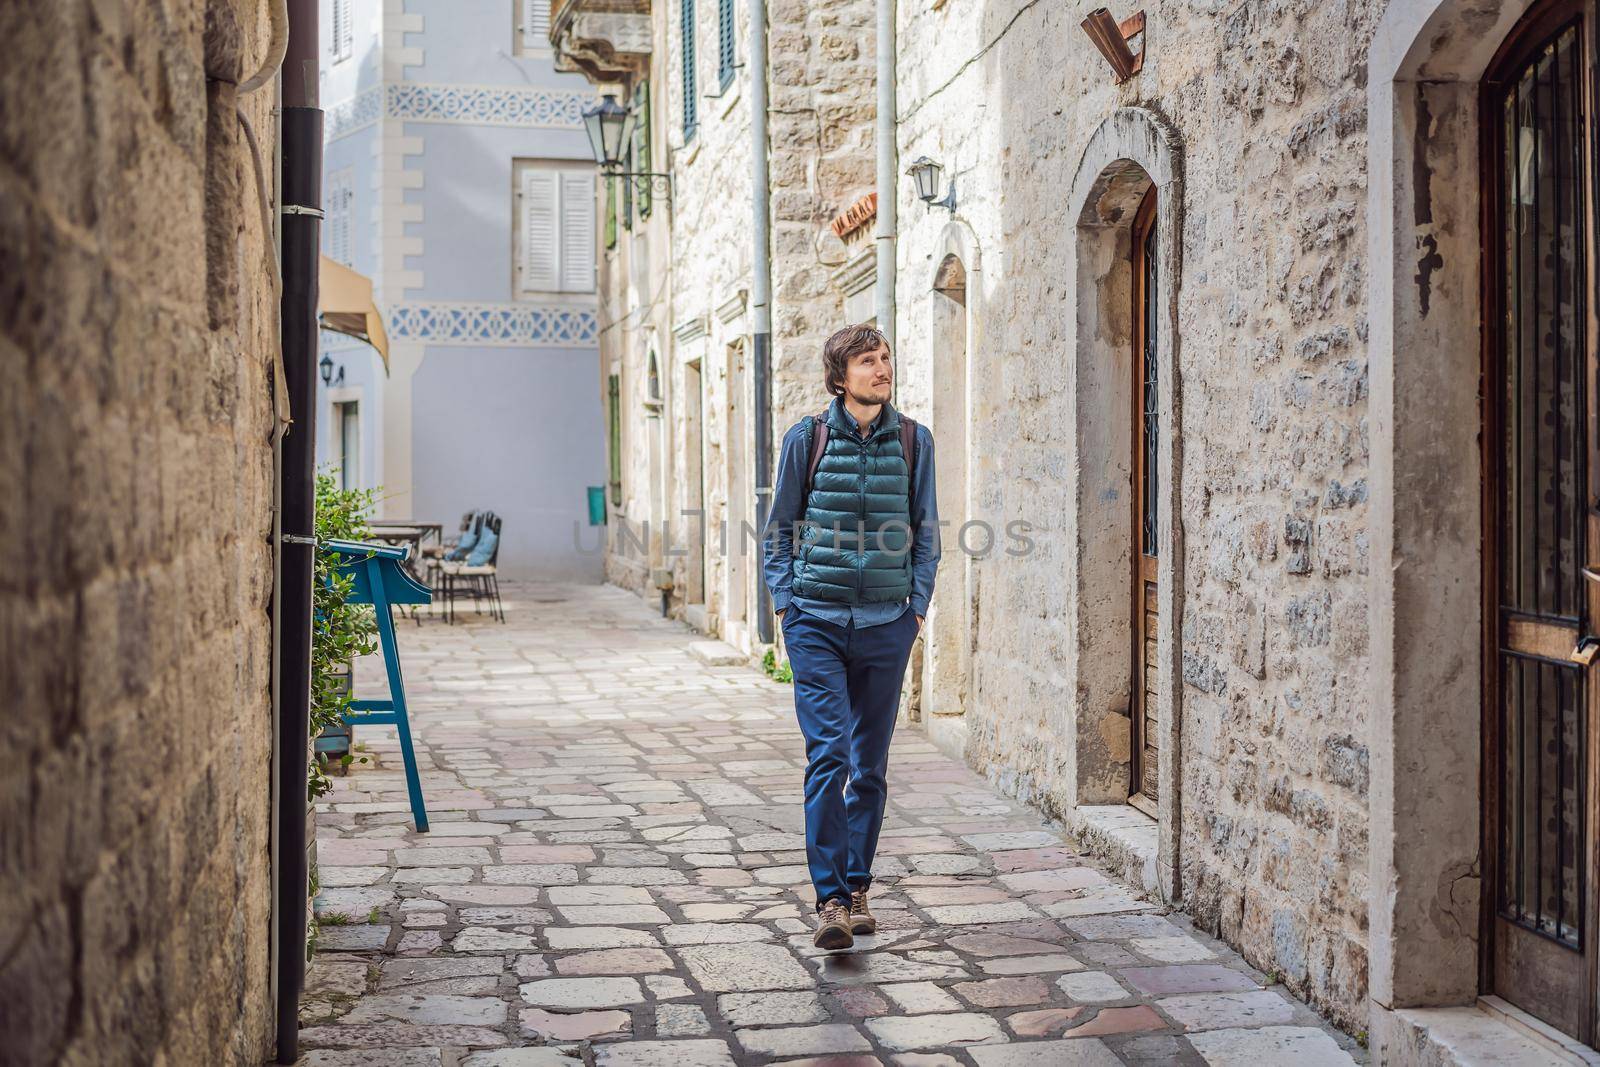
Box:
[1063,108,1185,902]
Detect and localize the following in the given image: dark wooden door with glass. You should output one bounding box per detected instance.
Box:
[1482,0,1598,1042]
[1130,188,1159,814]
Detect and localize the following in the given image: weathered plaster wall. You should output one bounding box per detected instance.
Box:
[897,0,1379,1029]
[0,1,278,1062]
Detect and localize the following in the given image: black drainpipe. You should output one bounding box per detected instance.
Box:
[274,1,320,1061]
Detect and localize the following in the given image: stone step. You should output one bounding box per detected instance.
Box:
[688,640,746,667]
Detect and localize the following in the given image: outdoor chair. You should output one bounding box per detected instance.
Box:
[424,510,476,561]
[438,512,504,623]
[423,510,480,594]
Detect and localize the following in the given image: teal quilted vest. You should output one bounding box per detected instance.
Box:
[790,397,913,604]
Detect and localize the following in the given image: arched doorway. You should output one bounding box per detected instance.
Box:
[1368,0,1598,1047]
[1065,108,1184,900]
[1481,0,1595,1040]
[925,252,972,725]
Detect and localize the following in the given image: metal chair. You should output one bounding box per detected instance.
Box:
[439,512,504,623]
[422,510,478,593]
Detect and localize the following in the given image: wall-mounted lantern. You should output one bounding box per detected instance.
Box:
[906,156,956,213]
[582,94,674,202]
[319,352,334,386]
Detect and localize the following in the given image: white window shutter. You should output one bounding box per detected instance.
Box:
[520,169,560,293]
[332,0,352,61]
[560,171,596,293]
[523,0,550,48]
[329,174,352,265]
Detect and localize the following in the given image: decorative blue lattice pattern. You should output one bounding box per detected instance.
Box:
[325,86,383,140]
[386,83,592,128]
[325,83,593,141]
[387,303,598,347]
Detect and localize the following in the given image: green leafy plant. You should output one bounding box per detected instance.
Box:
[762,647,793,684]
[310,472,380,800]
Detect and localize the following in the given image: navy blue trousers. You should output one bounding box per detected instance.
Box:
[781,604,919,911]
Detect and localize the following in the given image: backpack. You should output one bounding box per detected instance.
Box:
[804,409,918,506]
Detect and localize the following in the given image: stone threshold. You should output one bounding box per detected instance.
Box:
[1058,803,1160,897]
[1379,996,1600,1065]
[909,711,1161,900]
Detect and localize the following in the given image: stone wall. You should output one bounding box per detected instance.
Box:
[895,0,1377,1030]
[600,0,877,648]
[767,0,878,434]
[0,1,279,1062]
[660,0,755,634]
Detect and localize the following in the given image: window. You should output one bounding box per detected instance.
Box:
[517,0,550,54]
[335,401,361,491]
[326,169,354,266]
[331,0,353,63]
[681,0,698,141]
[717,0,736,90]
[514,162,596,294]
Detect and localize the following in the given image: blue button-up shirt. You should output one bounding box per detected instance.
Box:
[761,398,940,629]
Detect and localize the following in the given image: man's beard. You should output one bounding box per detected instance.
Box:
[846,382,891,405]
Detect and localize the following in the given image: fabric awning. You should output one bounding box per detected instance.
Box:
[318,255,391,372]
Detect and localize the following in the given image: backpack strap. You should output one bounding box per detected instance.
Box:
[899,415,917,483]
[805,411,830,499]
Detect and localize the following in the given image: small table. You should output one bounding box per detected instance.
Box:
[370,519,443,550]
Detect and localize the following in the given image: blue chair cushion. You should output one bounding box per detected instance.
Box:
[447,523,480,561]
[466,525,498,567]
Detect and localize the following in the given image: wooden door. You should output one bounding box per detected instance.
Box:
[1482,0,1598,1042]
[1130,189,1160,812]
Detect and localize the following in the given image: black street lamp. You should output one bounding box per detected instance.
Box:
[582,94,674,202]
[907,155,956,213]
[319,352,334,387]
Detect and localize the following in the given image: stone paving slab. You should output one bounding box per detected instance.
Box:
[299,581,1365,1065]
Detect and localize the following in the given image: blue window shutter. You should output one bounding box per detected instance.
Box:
[681,0,697,141]
[634,82,652,218]
[717,0,734,90]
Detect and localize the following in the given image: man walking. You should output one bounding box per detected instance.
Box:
[762,323,940,950]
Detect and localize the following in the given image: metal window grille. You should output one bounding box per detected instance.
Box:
[1494,21,1588,950]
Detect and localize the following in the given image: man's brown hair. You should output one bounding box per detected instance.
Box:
[822,324,891,397]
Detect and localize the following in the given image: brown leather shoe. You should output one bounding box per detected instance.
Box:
[813,897,854,950]
[849,887,876,935]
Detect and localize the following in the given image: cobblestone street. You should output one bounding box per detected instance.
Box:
[303,582,1364,1066]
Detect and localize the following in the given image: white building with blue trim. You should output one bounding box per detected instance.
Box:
[316,0,604,579]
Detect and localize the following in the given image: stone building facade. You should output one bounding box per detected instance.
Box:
[0,1,282,1063]
[571,0,1600,1059]
[562,0,877,647]
[895,0,1375,1032]
[316,0,605,580]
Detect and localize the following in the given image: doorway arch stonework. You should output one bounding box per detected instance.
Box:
[1365,0,1546,1051]
[1063,108,1185,902]
[921,220,982,759]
